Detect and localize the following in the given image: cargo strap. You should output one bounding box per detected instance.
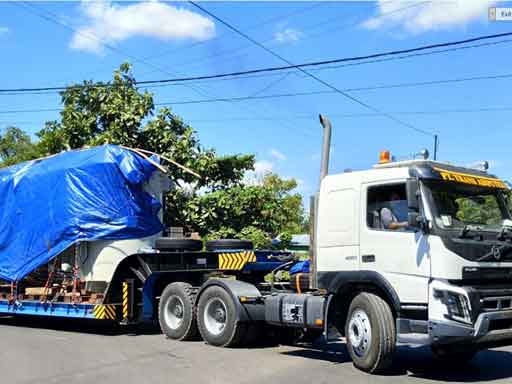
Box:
[8,282,17,304]
[41,258,59,304]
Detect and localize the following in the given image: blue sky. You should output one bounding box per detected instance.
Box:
[1,1,512,200]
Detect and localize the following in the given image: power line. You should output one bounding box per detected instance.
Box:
[153,72,512,105]
[3,71,512,112]
[163,1,427,76]
[139,1,327,64]
[3,30,512,95]
[313,38,512,73]
[183,107,512,123]
[14,1,313,138]
[11,1,215,100]
[188,0,432,137]
[3,105,512,120]
[80,2,327,81]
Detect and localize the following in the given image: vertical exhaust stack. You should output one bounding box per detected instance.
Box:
[319,114,332,183]
[310,114,332,289]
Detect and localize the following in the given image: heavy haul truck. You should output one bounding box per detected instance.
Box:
[2,118,512,373]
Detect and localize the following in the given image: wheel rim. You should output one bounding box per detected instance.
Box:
[164,295,185,330]
[348,309,372,358]
[203,297,227,336]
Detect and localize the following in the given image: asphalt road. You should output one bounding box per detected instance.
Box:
[1,316,511,384]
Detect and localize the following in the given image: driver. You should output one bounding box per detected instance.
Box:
[381,191,409,230]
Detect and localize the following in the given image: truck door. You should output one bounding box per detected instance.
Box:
[359,181,430,304]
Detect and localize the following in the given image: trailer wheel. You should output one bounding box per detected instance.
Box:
[197,285,247,347]
[431,345,478,364]
[345,292,396,373]
[158,282,198,341]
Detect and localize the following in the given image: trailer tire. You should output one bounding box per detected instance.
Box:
[205,239,253,251]
[155,238,203,252]
[197,285,247,347]
[345,292,396,373]
[158,282,198,341]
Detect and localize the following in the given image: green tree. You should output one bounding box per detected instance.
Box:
[31,63,305,246]
[0,126,40,167]
[181,173,305,248]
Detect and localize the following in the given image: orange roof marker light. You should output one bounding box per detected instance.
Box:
[379,150,391,164]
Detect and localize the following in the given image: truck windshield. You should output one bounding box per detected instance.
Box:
[425,180,511,232]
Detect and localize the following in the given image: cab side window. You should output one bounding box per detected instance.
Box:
[367,184,411,231]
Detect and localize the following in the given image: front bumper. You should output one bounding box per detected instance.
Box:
[430,310,512,346]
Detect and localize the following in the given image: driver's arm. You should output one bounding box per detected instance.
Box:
[381,207,408,230]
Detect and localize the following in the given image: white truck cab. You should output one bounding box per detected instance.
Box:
[154,118,512,374]
[314,153,512,369]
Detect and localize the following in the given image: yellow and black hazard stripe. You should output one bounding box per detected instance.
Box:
[218,251,257,270]
[93,304,117,320]
[122,282,129,320]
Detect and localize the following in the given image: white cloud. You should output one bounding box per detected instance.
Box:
[70,1,215,54]
[363,1,495,33]
[274,27,303,44]
[244,160,274,185]
[270,148,287,161]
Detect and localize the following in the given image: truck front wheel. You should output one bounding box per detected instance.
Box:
[345,292,396,373]
[197,285,247,347]
[158,282,198,341]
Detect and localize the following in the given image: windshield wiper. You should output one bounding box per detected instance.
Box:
[497,227,512,241]
[477,244,512,262]
[459,225,484,240]
[459,225,471,239]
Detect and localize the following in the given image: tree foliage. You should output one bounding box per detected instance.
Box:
[0,64,306,247]
[0,126,40,167]
[183,174,305,247]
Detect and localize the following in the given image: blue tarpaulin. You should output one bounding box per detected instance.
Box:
[289,260,310,274]
[0,145,163,282]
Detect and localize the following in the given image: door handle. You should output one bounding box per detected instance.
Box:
[362,254,376,263]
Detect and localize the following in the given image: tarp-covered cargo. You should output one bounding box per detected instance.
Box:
[0,145,163,282]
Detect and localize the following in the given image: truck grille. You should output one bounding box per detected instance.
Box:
[481,296,512,311]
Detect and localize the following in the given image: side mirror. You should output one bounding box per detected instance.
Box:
[406,178,420,211]
[408,211,427,232]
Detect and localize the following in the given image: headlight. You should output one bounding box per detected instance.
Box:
[433,289,472,324]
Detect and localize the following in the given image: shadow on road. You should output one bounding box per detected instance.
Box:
[0,315,161,336]
[281,341,352,364]
[397,346,512,382]
[281,341,512,381]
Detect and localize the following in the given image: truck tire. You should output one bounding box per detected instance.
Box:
[155,238,203,252]
[431,345,478,364]
[205,239,253,251]
[158,282,198,341]
[345,292,396,373]
[197,285,248,347]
